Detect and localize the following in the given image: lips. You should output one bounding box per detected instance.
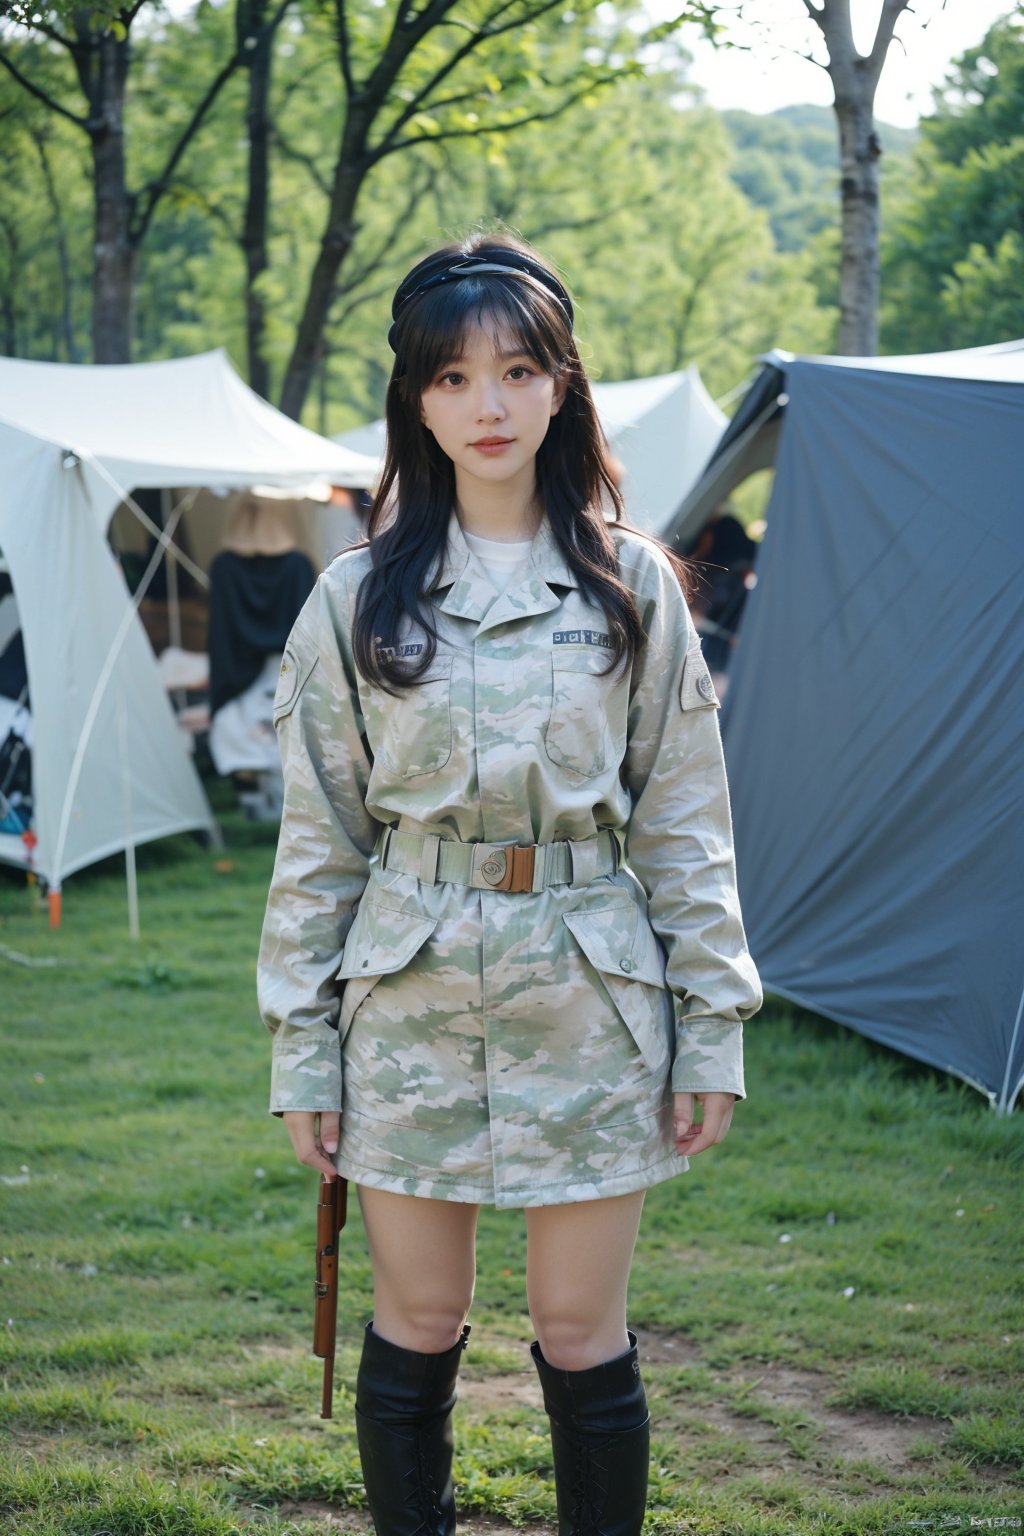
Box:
[471,436,515,458]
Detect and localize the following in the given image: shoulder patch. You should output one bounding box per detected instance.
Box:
[680,644,719,711]
[274,635,320,723]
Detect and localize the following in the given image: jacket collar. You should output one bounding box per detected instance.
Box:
[431,513,578,626]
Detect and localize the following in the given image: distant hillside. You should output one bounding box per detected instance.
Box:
[720,105,916,251]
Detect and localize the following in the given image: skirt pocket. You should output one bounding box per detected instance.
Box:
[561,902,671,1075]
[336,897,439,1040]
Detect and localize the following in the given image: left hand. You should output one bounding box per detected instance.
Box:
[673,1091,735,1156]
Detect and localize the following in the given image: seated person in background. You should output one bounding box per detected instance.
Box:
[207,496,315,818]
[685,508,758,695]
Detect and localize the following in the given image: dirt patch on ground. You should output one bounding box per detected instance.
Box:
[269,1503,549,1536]
[460,1372,544,1413]
[638,1326,949,1480]
[456,1327,946,1489]
[268,1500,373,1530]
[721,1357,944,1469]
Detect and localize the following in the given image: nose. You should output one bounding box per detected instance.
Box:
[475,379,506,423]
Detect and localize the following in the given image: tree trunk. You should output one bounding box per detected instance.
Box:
[240,0,273,400]
[35,134,81,362]
[0,216,18,355]
[811,0,909,357]
[86,27,133,362]
[278,146,366,421]
[833,84,881,355]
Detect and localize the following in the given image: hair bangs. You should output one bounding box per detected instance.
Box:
[395,277,569,400]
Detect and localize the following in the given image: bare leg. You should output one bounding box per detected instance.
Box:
[358,1185,479,1351]
[354,1188,480,1536]
[525,1191,650,1536]
[525,1189,645,1369]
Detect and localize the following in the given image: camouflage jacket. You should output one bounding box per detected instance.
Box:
[258,515,762,1113]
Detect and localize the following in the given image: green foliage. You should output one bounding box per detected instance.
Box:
[882,13,1024,352]
[0,0,839,413]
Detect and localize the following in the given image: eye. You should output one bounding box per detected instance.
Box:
[507,364,535,381]
[436,370,465,388]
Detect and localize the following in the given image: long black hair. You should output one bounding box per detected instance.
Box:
[353,233,650,692]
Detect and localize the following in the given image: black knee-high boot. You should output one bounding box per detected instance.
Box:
[355,1321,471,1536]
[531,1331,649,1536]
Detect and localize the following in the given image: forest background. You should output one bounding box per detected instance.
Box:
[1,2,1023,438]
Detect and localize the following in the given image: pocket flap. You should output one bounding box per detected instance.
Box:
[562,903,669,1076]
[336,899,438,982]
[562,902,666,989]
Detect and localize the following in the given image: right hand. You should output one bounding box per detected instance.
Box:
[282,1110,340,1181]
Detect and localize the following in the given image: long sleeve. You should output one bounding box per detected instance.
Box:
[257,565,380,1114]
[622,548,762,1098]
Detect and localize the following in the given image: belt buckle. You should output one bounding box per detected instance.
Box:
[480,843,535,893]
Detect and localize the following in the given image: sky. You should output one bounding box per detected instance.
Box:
[674,0,1018,126]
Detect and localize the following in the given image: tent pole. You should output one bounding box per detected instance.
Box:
[50,472,187,891]
[161,488,187,714]
[997,980,1024,1115]
[116,687,140,940]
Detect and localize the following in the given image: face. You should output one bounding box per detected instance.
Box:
[418,321,566,505]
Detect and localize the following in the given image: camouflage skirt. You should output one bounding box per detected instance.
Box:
[332,860,686,1208]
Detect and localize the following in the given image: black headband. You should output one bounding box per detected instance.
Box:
[387,253,574,352]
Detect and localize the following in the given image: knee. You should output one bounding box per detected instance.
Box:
[372,1299,473,1356]
[530,1307,629,1372]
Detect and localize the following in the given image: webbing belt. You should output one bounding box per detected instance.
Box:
[377,827,619,894]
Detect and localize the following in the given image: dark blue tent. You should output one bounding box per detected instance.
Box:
[668,342,1024,1112]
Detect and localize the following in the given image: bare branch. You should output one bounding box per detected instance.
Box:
[0,47,89,128]
[276,54,329,112]
[335,0,355,98]
[335,162,437,294]
[372,79,614,161]
[131,0,293,246]
[331,278,393,327]
[273,128,333,197]
[528,192,654,242]
[372,0,572,158]
[15,16,75,50]
[170,179,243,243]
[866,0,911,94]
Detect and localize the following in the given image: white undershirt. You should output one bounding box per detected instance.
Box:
[462,528,533,594]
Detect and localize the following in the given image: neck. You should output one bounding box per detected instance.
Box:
[453,467,542,541]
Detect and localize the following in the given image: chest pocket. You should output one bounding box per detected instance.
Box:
[544,647,627,780]
[368,657,454,779]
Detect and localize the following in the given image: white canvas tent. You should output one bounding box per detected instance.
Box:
[665,340,1024,1111]
[0,350,377,899]
[592,367,726,531]
[337,366,726,534]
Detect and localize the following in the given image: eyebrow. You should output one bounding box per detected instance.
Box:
[438,348,534,366]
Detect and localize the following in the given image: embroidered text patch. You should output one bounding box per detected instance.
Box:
[552,629,612,648]
[376,641,424,661]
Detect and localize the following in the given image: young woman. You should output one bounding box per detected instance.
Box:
[258,234,762,1536]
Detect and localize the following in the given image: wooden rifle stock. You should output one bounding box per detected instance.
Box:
[313,1174,348,1419]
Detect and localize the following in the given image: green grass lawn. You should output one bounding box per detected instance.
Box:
[1,788,1022,1535]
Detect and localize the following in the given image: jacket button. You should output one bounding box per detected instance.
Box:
[620,958,633,973]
